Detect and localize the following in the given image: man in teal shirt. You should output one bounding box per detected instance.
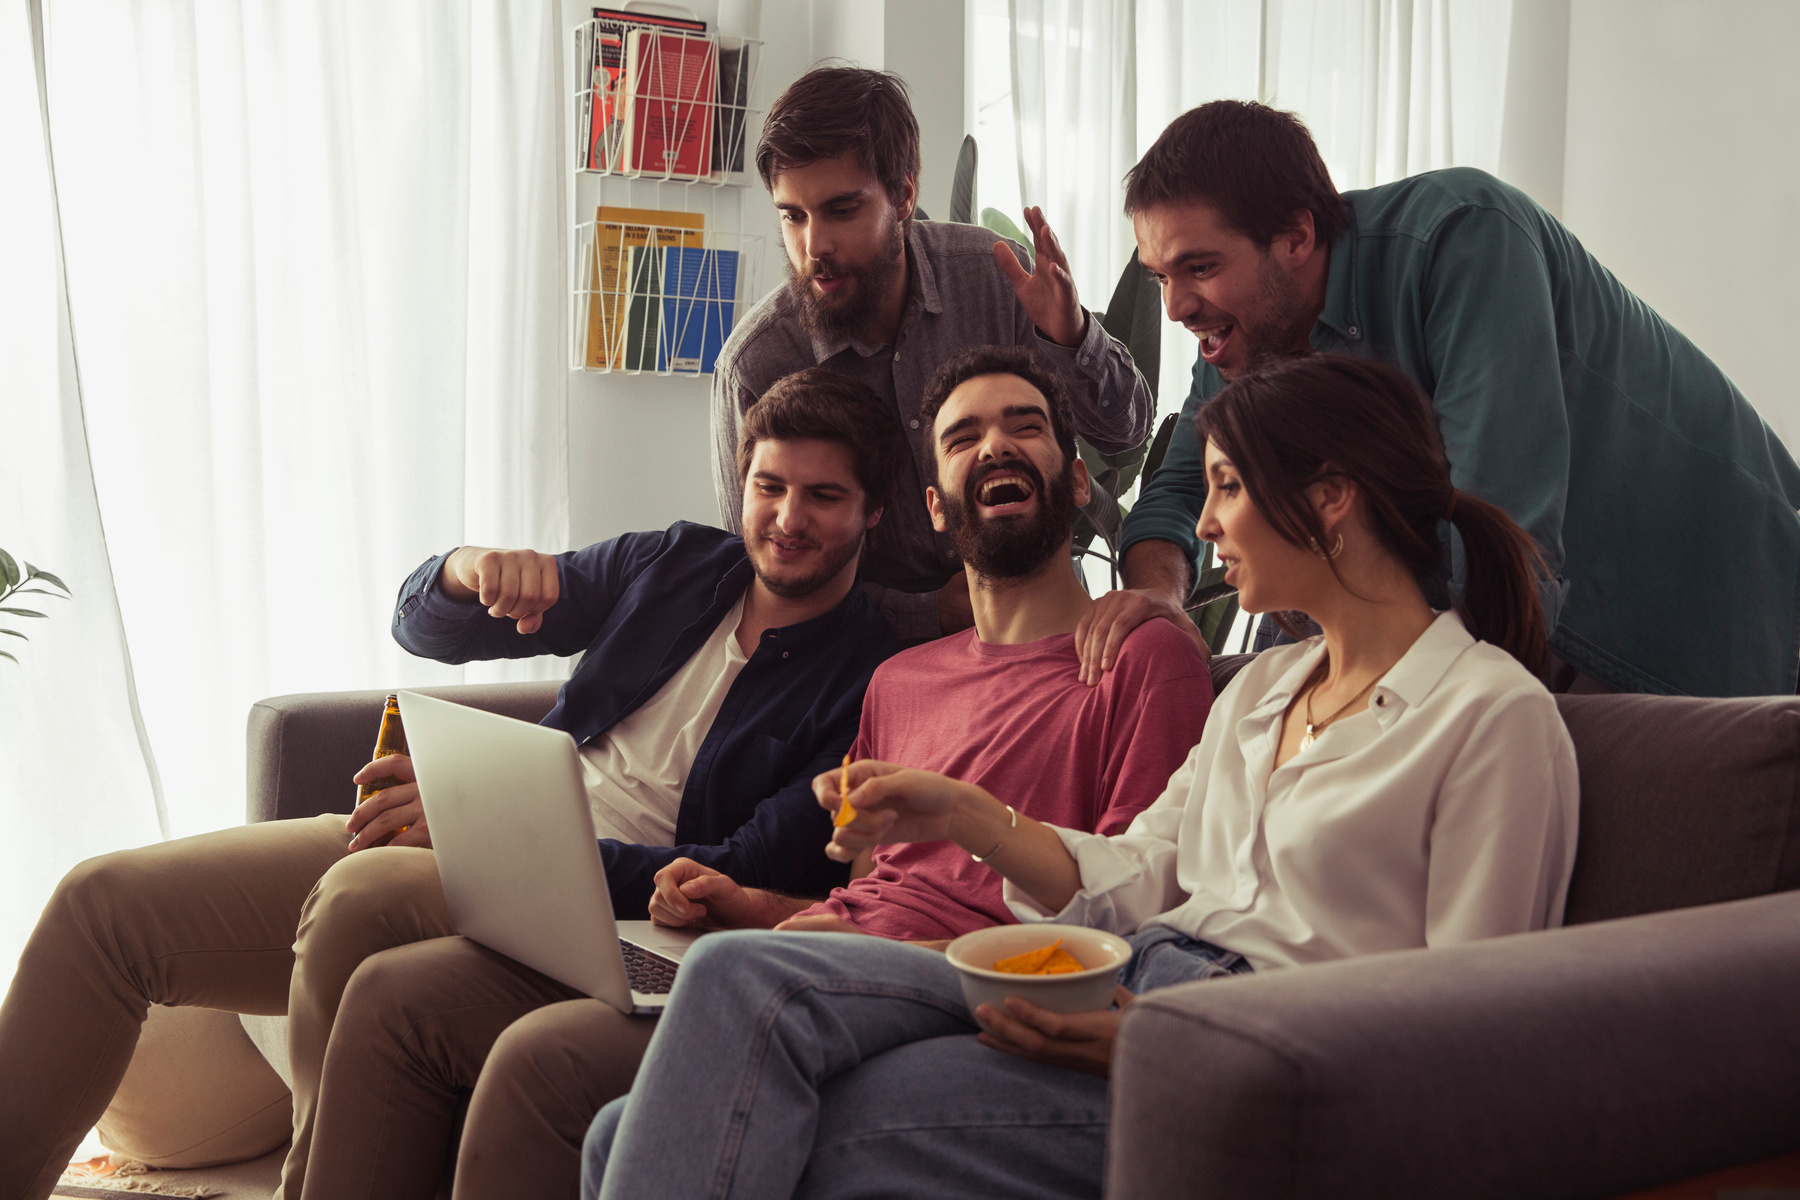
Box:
[1089,100,1800,697]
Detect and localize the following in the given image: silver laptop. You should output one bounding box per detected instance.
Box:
[397,690,700,1014]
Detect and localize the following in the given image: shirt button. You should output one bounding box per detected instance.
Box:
[1375,694,1386,706]
[910,419,920,429]
[1079,354,1090,365]
[782,651,790,659]
[1348,325,1360,337]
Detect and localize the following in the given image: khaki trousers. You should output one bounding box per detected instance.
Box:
[302,935,657,1200]
[0,814,456,1200]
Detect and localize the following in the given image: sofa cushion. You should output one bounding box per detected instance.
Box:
[1557,693,1800,924]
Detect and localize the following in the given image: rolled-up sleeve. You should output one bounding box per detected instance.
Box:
[1119,360,1209,574]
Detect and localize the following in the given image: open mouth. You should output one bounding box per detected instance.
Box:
[975,472,1036,514]
[765,534,817,560]
[1192,323,1234,363]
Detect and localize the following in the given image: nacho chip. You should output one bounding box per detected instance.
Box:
[833,750,858,827]
[993,939,1090,975]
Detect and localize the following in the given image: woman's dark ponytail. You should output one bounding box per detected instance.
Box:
[1198,355,1551,674]
[1442,490,1549,675]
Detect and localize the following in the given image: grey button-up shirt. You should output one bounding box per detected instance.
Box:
[712,219,1153,640]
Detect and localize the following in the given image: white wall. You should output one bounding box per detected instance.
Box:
[1560,0,1800,448]
[565,0,969,548]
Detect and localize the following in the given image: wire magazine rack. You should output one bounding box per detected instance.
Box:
[572,22,763,185]
[572,215,766,376]
[568,17,766,375]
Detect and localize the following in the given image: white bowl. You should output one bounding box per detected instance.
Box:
[945,923,1133,1017]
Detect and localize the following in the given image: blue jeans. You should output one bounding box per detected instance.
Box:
[580,927,1249,1200]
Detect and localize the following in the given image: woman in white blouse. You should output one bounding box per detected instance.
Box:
[579,354,1580,1200]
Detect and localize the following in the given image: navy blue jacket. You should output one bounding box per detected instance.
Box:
[392,522,899,916]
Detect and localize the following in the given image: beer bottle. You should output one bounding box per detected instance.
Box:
[355,694,410,845]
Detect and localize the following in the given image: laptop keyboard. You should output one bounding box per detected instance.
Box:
[620,939,680,995]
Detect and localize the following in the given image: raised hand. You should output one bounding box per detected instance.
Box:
[992,206,1086,348]
[441,546,561,635]
[347,754,432,850]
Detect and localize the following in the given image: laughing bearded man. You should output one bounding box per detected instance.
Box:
[712,66,1155,645]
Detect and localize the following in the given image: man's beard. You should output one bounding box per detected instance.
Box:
[748,526,865,599]
[786,218,906,339]
[938,459,1079,581]
[1225,249,1315,375]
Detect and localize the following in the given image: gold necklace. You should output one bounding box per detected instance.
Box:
[1298,659,1381,751]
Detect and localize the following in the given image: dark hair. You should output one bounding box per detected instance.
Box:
[918,346,1078,483]
[737,368,907,513]
[756,66,920,212]
[1197,355,1549,673]
[1124,101,1350,248]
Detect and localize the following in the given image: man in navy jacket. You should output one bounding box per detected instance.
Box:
[0,368,902,1200]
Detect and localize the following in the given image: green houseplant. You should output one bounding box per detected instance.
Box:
[0,548,71,665]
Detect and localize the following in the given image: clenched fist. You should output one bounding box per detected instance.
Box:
[441,546,560,634]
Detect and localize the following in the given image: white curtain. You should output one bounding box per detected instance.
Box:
[1001,0,1519,419]
[1,0,572,996]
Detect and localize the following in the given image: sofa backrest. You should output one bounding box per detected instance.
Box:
[247,682,563,823]
[1556,693,1800,923]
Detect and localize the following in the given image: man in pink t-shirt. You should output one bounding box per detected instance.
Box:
[651,345,1213,941]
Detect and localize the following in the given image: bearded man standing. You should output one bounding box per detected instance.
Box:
[713,67,1154,644]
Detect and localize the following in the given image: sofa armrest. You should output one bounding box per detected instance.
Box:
[245,682,563,824]
[1107,891,1800,1200]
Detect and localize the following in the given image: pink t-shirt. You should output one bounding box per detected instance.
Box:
[798,619,1214,940]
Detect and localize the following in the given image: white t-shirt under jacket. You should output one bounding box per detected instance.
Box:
[1007,611,1580,972]
[578,596,749,846]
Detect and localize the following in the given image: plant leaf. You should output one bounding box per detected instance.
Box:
[949,134,977,224]
[10,587,67,598]
[0,628,26,638]
[0,649,18,664]
[25,567,70,594]
[0,607,48,618]
[0,550,18,589]
[979,208,1033,269]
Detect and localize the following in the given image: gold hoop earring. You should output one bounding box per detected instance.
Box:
[1309,533,1344,559]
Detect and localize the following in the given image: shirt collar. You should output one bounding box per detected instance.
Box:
[1312,203,1362,344]
[719,550,879,655]
[1242,609,1474,727]
[803,220,938,363]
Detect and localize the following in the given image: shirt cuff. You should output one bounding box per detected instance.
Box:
[1029,308,1102,371]
[401,552,488,625]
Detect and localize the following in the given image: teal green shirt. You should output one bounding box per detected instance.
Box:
[1122,168,1800,696]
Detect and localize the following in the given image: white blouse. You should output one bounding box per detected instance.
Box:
[1007,612,1580,972]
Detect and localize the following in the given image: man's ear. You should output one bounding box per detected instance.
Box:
[898,173,918,223]
[863,503,884,531]
[926,484,947,533]
[1274,209,1318,269]
[1069,455,1092,510]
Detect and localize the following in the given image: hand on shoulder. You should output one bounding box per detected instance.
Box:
[1074,588,1209,687]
